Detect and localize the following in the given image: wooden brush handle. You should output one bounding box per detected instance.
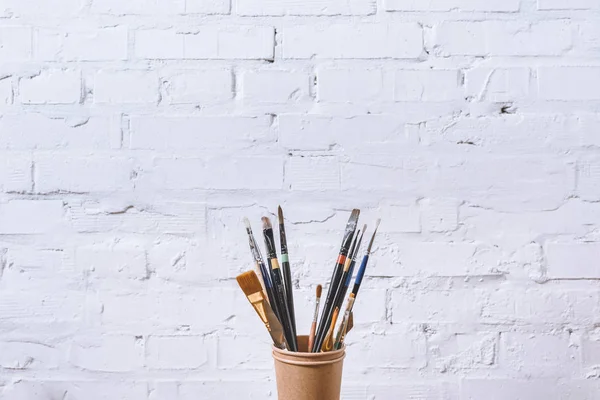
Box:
[308,321,317,351]
[321,307,340,352]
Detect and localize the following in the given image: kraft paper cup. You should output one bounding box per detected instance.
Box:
[272,335,346,400]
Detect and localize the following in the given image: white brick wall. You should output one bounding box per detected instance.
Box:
[0,0,599,398]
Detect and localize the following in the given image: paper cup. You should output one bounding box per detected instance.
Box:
[272,335,345,400]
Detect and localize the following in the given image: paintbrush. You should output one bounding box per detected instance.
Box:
[320,228,361,351]
[278,206,297,341]
[243,217,281,321]
[351,219,380,298]
[334,293,355,349]
[312,209,360,352]
[336,219,380,349]
[308,284,322,352]
[263,217,298,352]
[236,271,286,349]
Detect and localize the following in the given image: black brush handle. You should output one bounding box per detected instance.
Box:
[260,262,281,322]
[270,260,298,351]
[312,259,344,352]
[281,257,297,342]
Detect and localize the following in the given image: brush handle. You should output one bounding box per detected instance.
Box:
[352,254,370,297]
[281,257,297,340]
[270,261,298,352]
[322,307,340,352]
[312,257,345,352]
[334,295,355,349]
[308,321,317,352]
[260,262,281,322]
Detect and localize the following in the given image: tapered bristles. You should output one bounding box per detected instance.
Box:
[367,218,381,253]
[243,217,252,231]
[277,206,283,223]
[262,216,272,230]
[348,209,360,234]
[236,271,263,297]
[316,284,322,298]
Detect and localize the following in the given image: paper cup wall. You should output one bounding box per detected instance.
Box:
[272,335,346,400]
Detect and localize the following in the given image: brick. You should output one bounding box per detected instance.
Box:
[36,26,128,61]
[242,69,310,104]
[19,70,81,104]
[162,69,232,104]
[385,0,520,11]
[538,0,599,9]
[0,200,64,234]
[130,116,272,151]
[499,332,579,376]
[0,114,114,150]
[428,331,498,372]
[67,200,207,235]
[285,156,340,190]
[138,157,283,190]
[318,67,386,103]
[0,77,13,105]
[516,289,599,324]
[435,21,572,56]
[367,382,459,399]
[69,335,143,372]
[394,69,462,101]
[345,328,426,370]
[0,154,31,192]
[186,0,230,14]
[217,335,272,369]
[278,114,414,151]
[146,335,212,369]
[0,0,85,16]
[0,341,59,369]
[135,27,274,60]
[578,156,600,200]
[34,155,133,193]
[283,23,423,59]
[377,202,421,233]
[465,67,530,102]
[546,242,600,279]
[1,381,149,400]
[91,0,185,14]
[0,27,32,61]
[420,198,459,232]
[0,290,84,322]
[94,70,159,104]
[75,241,147,279]
[237,0,375,15]
[539,67,600,100]
[461,379,563,399]
[151,381,273,399]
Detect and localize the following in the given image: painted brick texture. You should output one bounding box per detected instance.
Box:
[0,0,598,399]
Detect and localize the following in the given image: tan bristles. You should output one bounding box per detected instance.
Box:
[277,206,283,222]
[243,217,252,230]
[375,218,381,230]
[261,216,272,230]
[236,271,263,297]
[316,284,322,298]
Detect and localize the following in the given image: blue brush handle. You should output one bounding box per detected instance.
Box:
[352,254,369,295]
[345,259,357,287]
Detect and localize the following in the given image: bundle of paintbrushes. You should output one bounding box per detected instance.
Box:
[236,207,380,353]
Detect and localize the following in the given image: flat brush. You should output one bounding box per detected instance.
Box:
[263,217,298,352]
[312,209,360,352]
[278,206,297,341]
[243,217,280,321]
[308,284,322,352]
[236,271,286,349]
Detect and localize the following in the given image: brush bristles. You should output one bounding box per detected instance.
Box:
[375,218,381,230]
[262,216,272,230]
[243,217,252,230]
[236,271,263,297]
[278,206,283,222]
[316,284,322,298]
